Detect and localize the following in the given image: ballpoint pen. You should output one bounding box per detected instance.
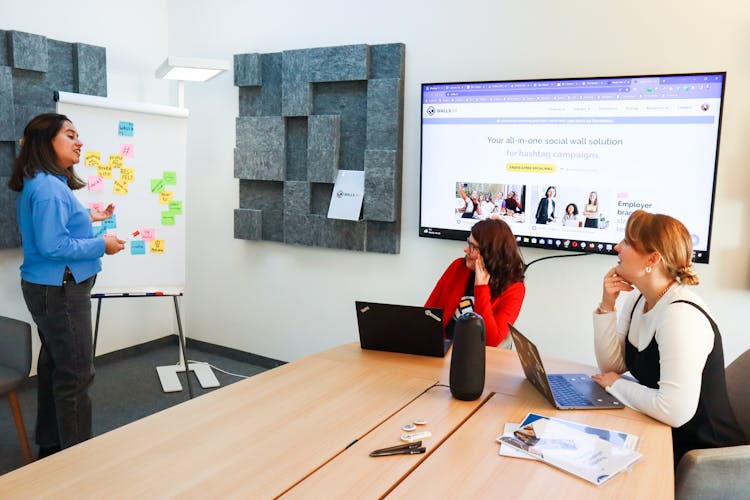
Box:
[369,441,424,457]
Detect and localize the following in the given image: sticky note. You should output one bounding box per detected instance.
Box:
[113,179,129,195]
[97,164,112,179]
[120,143,135,158]
[84,152,101,167]
[89,202,106,212]
[161,211,176,225]
[109,154,124,169]
[130,240,146,255]
[102,216,117,229]
[163,171,177,185]
[150,239,165,254]
[92,225,107,238]
[141,228,155,241]
[88,176,104,191]
[168,200,183,214]
[120,168,135,182]
[150,179,165,193]
[159,190,173,204]
[118,121,134,137]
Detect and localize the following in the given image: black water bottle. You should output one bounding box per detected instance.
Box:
[449,312,486,400]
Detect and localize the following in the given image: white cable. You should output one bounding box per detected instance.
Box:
[185,359,249,379]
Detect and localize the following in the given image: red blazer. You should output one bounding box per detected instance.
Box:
[425,258,525,347]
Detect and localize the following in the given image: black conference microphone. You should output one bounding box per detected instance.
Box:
[449,312,486,401]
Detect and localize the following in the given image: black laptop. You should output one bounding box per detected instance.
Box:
[355,301,451,357]
[508,324,624,409]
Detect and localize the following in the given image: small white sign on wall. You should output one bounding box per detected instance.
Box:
[328,170,364,221]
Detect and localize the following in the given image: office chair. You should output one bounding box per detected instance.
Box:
[675,348,750,499]
[0,315,33,464]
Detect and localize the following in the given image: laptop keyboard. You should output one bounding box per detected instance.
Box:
[548,375,592,407]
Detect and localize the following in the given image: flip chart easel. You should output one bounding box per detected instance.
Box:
[55,91,218,394]
[92,293,220,396]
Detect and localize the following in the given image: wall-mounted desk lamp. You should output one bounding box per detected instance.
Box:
[155,56,229,108]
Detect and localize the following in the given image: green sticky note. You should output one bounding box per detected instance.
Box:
[161,211,176,225]
[163,171,177,185]
[168,200,183,214]
[151,179,165,193]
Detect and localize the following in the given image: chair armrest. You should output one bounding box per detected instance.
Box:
[676,445,750,500]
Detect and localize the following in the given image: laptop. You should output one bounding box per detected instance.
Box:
[508,324,624,409]
[355,301,451,357]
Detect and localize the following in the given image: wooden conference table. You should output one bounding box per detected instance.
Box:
[0,343,673,499]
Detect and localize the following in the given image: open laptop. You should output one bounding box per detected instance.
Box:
[355,301,451,357]
[508,324,624,409]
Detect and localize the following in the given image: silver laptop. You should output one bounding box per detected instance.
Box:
[508,324,623,409]
[355,301,451,357]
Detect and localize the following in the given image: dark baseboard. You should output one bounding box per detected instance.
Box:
[185,337,286,370]
[93,335,286,370]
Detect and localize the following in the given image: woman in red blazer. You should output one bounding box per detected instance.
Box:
[425,219,526,347]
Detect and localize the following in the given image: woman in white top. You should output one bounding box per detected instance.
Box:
[592,210,744,465]
[561,203,580,227]
[583,191,599,228]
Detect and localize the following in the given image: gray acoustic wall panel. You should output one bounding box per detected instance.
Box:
[234,42,405,254]
[0,29,108,249]
[0,67,14,141]
[74,43,107,96]
[9,31,48,72]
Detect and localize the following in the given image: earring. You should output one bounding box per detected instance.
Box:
[645,266,652,274]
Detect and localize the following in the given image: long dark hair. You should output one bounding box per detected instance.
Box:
[7,113,86,192]
[472,219,525,295]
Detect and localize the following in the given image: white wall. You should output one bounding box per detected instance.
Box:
[3,0,749,372]
[1,0,175,370]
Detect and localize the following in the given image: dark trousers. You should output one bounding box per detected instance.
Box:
[21,274,96,449]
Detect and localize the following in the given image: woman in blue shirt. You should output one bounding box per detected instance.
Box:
[8,113,125,458]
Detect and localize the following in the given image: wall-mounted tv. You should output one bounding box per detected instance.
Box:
[419,72,725,263]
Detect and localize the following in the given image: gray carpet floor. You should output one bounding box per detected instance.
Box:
[0,337,279,476]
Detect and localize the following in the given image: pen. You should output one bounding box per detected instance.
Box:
[370,446,426,457]
[369,441,422,457]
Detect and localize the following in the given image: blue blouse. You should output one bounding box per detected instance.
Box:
[17,171,105,285]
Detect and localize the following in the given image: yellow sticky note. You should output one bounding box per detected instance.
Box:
[84,152,101,167]
[120,167,135,182]
[97,164,113,179]
[109,154,124,169]
[113,179,129,195]
[150,239,165,254]
[159,190,173,204]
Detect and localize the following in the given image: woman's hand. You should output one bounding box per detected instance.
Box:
[474,254,490,286]
[104,236,125,255]
[90,203,115,222]
[592,371,621,389]
[601,267,633,311]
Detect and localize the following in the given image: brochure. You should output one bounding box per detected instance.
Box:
[497,413,643,485]
[497,413,640,459]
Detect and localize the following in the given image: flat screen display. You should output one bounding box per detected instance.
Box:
[419,72,725,263]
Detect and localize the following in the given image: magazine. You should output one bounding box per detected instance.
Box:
[497,413,640,459]
[497,413,643,485]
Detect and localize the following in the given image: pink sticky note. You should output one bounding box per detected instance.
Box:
[88,176,104,191]
[88,202,106,212]
[141,228,156,241]
[120,143,135,158]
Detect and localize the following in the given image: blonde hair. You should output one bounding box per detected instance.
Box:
[624,210,699,285]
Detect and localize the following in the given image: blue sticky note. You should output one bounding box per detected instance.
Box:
[101,215,117,229]
[92,225,107,237]
[118,121,134,137]
[130,240,146,255]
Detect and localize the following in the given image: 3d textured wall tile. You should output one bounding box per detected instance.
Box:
[234,43,404,254]
[0,30,107,248]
